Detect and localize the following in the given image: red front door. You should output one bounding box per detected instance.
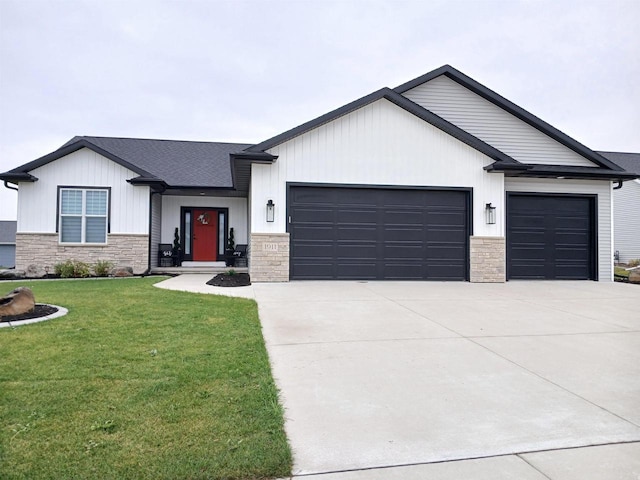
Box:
[193,209,218,261]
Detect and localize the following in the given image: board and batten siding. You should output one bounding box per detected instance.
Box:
[506,177,613,281]
[161,196,248,245]
[251,98,505,236]
[403,76,595,167]
[17,148,150,234]
[614,180,640,263]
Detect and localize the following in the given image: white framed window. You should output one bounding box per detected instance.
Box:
[59,188,109,244]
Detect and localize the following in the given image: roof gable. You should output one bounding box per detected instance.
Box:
[248,87,522,167]
[394,65,622,171]
[1,137,254,189]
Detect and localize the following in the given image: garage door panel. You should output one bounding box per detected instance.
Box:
[507,194,595,280]
[336,243,377,259]
[336,226,377,241]
[290,186,469,280]
[337,209,377,223]
[292,207,335,223]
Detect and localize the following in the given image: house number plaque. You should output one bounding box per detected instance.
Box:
[263,243,279,252]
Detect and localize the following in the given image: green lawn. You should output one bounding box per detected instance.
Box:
[0,277,291,479]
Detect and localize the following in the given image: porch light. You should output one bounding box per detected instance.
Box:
[266,199,275,222]
[485,203,496,224]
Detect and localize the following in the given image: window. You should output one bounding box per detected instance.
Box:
[59,188,109,243]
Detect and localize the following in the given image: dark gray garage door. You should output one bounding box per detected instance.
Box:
[288,186,470,280]
[507,194,595,280]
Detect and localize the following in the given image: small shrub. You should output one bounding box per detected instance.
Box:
[93,260,114,277]
[226,269,237,276]
[54,259,91,278]
[628,258,640,267]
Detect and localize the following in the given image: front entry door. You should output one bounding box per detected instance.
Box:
[193,209,218,261]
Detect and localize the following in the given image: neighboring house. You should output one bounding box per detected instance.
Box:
[598,152,640,264]
[0,220,17,268]
[1,65,636,282]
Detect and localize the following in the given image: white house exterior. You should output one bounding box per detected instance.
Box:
[2,65,636,280]
[598,152,640,264]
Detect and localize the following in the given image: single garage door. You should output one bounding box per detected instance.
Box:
[288,185,470,280]
[507,193,596,280]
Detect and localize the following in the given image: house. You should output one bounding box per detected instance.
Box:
[597,151,640,264]
[1,65,636,282]
[0,221,17,268]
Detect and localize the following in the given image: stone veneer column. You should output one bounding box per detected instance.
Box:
[469,236,505,283]
[249,233,290,282]
[15,233,149,275]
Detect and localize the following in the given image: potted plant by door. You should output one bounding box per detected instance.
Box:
[172,227,182,267]
[225,227,236,267]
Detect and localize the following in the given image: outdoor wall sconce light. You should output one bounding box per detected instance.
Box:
[266,199,275,222]
[485,203,496,224]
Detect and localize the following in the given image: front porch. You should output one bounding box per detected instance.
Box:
[150,263,249,275]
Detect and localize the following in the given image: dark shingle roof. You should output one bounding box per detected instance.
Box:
[1,136,253,188]
[597,152,640,176]
[0,221,17,244]
[64,137,253,187]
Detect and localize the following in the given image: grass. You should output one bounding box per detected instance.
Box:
[614,266,630,278]
[0,277,291,479]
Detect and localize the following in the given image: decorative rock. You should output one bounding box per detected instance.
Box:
[111,266,134,277]
[0,269,25,279]
[0,287,36,317]
[629,270,640,284]
[24,264,45,278]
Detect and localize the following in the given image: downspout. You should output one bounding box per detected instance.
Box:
[4,181,18,192]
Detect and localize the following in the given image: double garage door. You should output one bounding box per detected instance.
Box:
[289,186,470,280]
[288,186,596,281]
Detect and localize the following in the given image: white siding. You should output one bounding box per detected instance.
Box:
[506,177,613,281]
[613,180,640,263]
[404,76,596,167]
[161,196,248,245]
[17,148,150,234]
[251,98,505,237]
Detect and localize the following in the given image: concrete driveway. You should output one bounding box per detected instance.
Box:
[252,281,640,479]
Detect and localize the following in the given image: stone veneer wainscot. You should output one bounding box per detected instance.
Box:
[15,233,149,274]
[469,236,506,283]
[249,233,290,282]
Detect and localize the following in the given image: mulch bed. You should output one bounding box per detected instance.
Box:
[207,273,251,287]
[0,304,59,323]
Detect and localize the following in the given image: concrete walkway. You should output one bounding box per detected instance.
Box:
[156,276,640,479]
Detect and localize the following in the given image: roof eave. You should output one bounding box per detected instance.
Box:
[5,138,156,179]
[0,172,38,183]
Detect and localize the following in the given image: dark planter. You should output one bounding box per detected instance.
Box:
[172,248,183,267]
[225,249,236,267]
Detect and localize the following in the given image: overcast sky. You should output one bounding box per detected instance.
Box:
[1,0,639,220]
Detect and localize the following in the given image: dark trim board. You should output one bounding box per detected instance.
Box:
[506,192,597,280]
[287,182,472,281]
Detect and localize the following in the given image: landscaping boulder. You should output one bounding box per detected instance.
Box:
[0,287,36,317]
[0,269,25,279]
[111,266,134,277]
[24,264,46,278]
[629,270,640,284]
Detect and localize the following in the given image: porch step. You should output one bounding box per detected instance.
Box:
[150,266,248,275]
